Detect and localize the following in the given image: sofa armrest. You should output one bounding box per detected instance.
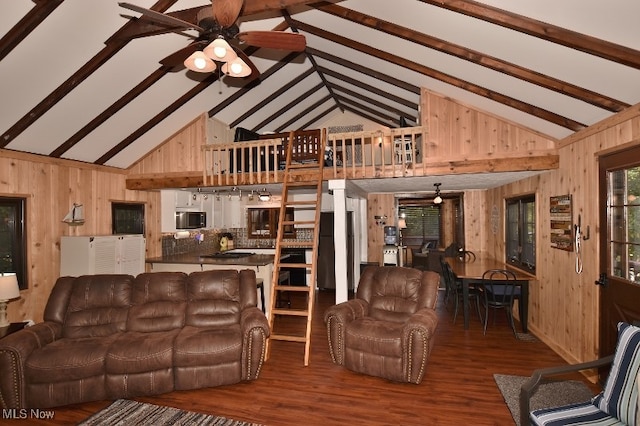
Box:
[324,299,369,365]
[240,306,270,381]
[402,308,439,384]
[0,322,62,409]
[519,354,614,426]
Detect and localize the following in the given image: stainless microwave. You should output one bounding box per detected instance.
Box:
[175,211,206,229]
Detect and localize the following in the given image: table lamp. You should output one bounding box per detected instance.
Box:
[0,273,20,328]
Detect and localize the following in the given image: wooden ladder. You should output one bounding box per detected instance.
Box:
[266,130,325,366]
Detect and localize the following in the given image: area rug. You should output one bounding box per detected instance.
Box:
[494,374,594,426]
[78,399,262,426]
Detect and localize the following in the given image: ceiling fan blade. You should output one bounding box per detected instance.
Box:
[237,31,306,51]
[234,47,261,78]
[160,42,205,68]
[212,0,244,28]
[119,2,204,32]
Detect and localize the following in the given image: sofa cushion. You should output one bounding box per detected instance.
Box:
[185,270,242,327]
[345,317,403,358]
[174,325,243,366]
[127,272,187,332]
[106,330,180,374]
[62,275,133,338]
[25,335,118,383]
[592,322,640,425]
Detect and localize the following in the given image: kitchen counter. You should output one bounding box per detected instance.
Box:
[145,252,278,267]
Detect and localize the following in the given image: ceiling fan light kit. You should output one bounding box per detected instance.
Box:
[222,57,251,77]
[204,36,237,63]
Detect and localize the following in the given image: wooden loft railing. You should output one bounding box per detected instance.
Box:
[202,126,427,186]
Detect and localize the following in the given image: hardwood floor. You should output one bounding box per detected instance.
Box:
[24,288,599,425]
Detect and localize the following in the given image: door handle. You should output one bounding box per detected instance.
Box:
[595,272,608,287]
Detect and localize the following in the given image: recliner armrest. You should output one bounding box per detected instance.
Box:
[518,354,614,426]
[404,308,438,338]
[324,299,369,325]
[240,306,270,380]
[0,322,62,409]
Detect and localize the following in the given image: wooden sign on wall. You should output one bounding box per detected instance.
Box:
[550,194,573,251]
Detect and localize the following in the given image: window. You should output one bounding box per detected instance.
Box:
[0,197,27,289]
[112,203,145,235]
[247,207,295,239]
[398,204,441,248]
[608,166,640,282]
[506,195,536,273]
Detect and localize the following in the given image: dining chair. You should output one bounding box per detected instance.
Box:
[459,250,476,262]
[479,269,520,336]
[440,258,482,324]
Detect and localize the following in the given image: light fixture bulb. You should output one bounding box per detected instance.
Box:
[221,57,251,77]
[433,183,443,204]
[204,36,237,63]
[183,51,216,73]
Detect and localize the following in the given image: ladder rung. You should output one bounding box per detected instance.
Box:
[285,181,319,188]
[272,308,308,316]
[282,220,315,226]
[274,284,310,291]
[280,241,314,248]
[270,334,307,343]
[284,200,317,206]
[276,262,312,269]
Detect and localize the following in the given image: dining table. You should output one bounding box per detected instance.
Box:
[446,254,536,332]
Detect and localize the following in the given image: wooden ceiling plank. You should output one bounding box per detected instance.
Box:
[293,19,586,132]
[0,0,181,149]
[419,0,640,70]
[0,0,65,62]
[315,2,629,112]
[50,67,171,158]
[251,82,325,132]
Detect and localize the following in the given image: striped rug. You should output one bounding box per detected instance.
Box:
[78,399,262,426]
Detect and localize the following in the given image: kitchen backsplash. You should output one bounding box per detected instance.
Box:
[161,228,314,256]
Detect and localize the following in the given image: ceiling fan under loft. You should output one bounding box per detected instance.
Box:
[119,1,306,78]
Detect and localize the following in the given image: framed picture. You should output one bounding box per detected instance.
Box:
[550,195,573,251]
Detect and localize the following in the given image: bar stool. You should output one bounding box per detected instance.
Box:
[256,278,265,314]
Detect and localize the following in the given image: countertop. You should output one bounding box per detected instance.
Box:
[146,252,278,267]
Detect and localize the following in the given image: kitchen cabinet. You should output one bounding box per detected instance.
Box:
[60,235,146,277]
[247,207,295,238]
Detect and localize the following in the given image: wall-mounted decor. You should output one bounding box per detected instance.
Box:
[550,195,573,251]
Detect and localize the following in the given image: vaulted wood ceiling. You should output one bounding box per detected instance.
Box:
[1,0,639,169]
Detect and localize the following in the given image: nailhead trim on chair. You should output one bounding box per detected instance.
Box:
[406,329,428,384]
[325,317,344,365]
[243,327,267,380]
[0,350,20,409]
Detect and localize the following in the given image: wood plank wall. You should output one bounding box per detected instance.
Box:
[478,103,640,366]
[0,151,160,323]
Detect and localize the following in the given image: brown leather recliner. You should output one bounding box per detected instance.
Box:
[324,266,439,384]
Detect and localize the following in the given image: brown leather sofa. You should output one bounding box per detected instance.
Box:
[324,266,439,384]
[0,269,269,409]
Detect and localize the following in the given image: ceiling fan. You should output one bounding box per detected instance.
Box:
[119,1,306,78]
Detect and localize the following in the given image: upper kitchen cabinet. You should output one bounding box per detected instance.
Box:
[247,207,295,239]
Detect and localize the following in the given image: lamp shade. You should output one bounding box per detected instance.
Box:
[433,195,443,204]
[184,51,216,73]
[203,37,237,63]
[398,218,407,229]
[221,57,251,77]
[0,273,20,301]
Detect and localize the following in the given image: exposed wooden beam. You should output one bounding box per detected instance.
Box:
[315,2,629,112]
[229,67,316,128]
[293,19,586,132]
[318,66,418,110]
[331,85,416,124]
[418,0,640,70]
[335,95,401,126]
[0,0,181,149]
[0,0,64,62]
[308,47,420,95]
[251,82,326,132]
[275,95,332,132]
[298,104,340,131]
[51,67,171,157]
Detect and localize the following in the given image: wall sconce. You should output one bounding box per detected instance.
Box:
[433,183,443,204]
[0,273,20,327]
[374,215,387,226]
